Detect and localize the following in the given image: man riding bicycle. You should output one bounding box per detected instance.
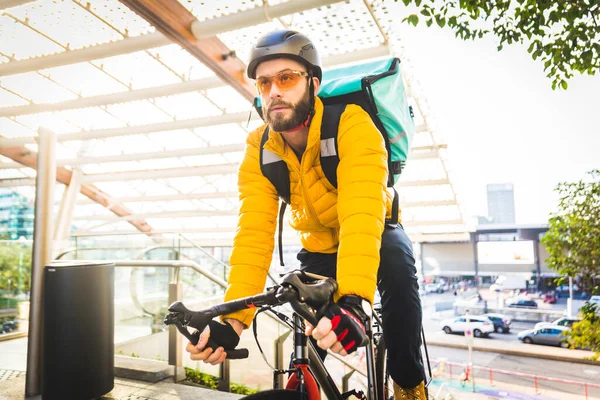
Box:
[186,30,426,400]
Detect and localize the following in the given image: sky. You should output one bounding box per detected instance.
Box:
[393,21,600,226]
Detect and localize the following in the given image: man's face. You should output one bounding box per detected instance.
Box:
[255,58,319,132]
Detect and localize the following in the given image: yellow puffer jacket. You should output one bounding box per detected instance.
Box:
[223,97,397,327]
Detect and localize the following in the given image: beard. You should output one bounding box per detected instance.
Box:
[264,88,311,132]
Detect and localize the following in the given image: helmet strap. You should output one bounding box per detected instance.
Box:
[307,74,316,126]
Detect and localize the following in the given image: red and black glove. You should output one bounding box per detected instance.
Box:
[323,296,370,354]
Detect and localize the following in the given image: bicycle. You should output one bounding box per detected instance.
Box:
[165,270,430,399]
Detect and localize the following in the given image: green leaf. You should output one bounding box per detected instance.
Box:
[408,14,419,26]
[561,80,568,90]
[415,0,422,6]
[426,18,433,27]
[435,15,446,28]
[498,44,504,51]
[527,42,535,53]
[420,9,431,17]
[402,0,411,6]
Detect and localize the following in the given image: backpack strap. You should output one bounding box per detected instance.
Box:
[259,127,290,266]
[260,127,290,204]
[319,103,346,189]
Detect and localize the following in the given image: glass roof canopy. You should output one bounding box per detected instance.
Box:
[0,0,470,245]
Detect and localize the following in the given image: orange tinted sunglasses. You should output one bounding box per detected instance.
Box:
[255,69,310,95]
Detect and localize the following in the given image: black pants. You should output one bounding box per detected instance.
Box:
[297,224,425,389]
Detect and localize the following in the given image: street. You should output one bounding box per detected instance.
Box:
[421,290,562,343]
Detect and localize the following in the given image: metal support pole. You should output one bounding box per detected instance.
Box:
[568,276,574,318]
[25,128,57,397]
[533,238,541,291]
[274,330,292,389]
[54,168,82,241]
[168,267,184,382]
[218,360,231,392]
[53,168,82,257]
[342,370,355,394]
[471,233,479,287]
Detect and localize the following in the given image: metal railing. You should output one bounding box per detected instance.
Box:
[100,259,366,391]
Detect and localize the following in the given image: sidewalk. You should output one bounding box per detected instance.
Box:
[0,374,243,400]
[425,331,599,366]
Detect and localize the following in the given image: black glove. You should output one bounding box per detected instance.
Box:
[323,296,369,354]
[200,320,240,350]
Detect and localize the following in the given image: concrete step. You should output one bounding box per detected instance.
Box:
[115,355,173,383]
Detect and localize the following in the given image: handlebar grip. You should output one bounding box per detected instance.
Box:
[205,337,249,360]
[225,348,249,359]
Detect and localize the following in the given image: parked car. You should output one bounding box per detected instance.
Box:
[534,317,580,330]
[542,293,557,304]
[425,283,445,294]
[483,313,512,333]
[1,320,18,333]
[518,326,570,347]
[440,315,494,338]
[506,299,538,309]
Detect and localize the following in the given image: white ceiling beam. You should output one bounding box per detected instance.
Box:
[0,143,245,169]
[416,124,427,133]
[74,194,455,207]
[0,32,170,77]
[401,200,456,207]
[0,174,451,188]
[408,149,438,160]
[0,178,36,188]
[76,191,238,205]
[0,117,425,147]
[0,76,224,118]
[403,219,465,226]
[191,0,346,39]
[72,209,238,221]
[396,178,449,187]
[72,209,463,226]
[0,140,444,171]
[79,163,239,183]
[0,0,36,10]
[322,45,390,68]
[412,144,447,151]
[70,228,471,244]
[0,112,258,146]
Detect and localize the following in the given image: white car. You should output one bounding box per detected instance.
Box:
[534,317,581,330]
[425,283,441,294]
[441,315,494,338]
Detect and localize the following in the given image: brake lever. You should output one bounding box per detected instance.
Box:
[164,303,249,360]
[289,299,319,327]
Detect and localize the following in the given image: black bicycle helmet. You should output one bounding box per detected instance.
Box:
[247,30,322,81]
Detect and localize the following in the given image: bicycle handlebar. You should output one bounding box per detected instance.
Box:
[164,271,338,360]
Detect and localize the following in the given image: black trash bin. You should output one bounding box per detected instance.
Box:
[42,261,115,400]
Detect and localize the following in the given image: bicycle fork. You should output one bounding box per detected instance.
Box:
[285,314,321,399]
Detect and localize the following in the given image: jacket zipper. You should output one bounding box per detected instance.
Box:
[265,141,323,228]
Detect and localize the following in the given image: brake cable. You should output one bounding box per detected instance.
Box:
[252,305,297,374]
